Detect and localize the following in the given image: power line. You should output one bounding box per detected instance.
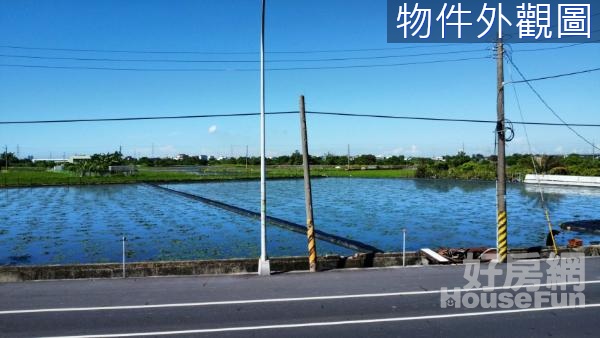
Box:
[505,66,600,84]
[0,48,490,64]
[307,111,600,127]
[507,63,558,255]
[0,11,597,56]
[1,110,599,127]
[511,39,600,53]
[2,19,597,56]
[0,43,463,55]
[506,56,600,151]
[0,112,292,124]
[0,56,492,72]
[253,56,492,71]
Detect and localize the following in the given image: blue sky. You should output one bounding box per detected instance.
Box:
[0,0,598,159]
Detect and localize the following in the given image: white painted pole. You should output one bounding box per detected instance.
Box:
[122,236,126,278]
[402,229,406,267]
[258,0,270,276]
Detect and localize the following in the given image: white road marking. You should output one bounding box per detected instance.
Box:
[39,303,600,337]
[1,280,599,315]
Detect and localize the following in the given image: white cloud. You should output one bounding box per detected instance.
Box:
[208,125,217,134]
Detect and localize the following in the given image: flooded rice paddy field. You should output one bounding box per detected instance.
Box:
[1,178,599,265]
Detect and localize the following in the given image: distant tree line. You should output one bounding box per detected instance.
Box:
[2,150,599,178]
[414,152,600,180]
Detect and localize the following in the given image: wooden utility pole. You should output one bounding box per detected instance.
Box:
[496,39,508,263]
[4,145,7,171]
[299,95,317,272]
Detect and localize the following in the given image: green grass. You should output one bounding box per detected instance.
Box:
[0,170,75,186]
[0,167,416,187]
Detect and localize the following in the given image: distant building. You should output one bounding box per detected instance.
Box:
[32,155,91,164]
[174,154,187,161]
[69,155,91,163]
[199,155,208,161]
[32,158,69,164]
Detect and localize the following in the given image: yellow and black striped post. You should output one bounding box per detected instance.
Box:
[306,219,317,272]
[299,95,318,272]
[497,211,508,263]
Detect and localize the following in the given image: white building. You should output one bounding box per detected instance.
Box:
[32,155,91,164]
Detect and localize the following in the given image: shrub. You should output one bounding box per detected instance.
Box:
[549,167,569,175]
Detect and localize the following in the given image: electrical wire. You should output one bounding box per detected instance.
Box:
[0,40,600,63]
[0,11,597,56]
[1,18,596,56]
[508,65,559,255]
[1,110,599,126]
[0,56,493,72]
[0,112,291,124]
[307,111,600,127]
[512,39,600,53]
[505,66,600,84]
[0,43,471,55]
[0,48,490,64]
[506,55,600,152]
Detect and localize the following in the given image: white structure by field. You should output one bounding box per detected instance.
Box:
[32,155,91,164]
[524,174,600,188]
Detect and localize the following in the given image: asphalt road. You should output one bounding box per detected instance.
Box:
[1,257,599,337]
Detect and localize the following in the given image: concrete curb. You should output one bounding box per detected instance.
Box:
[2,247,599,282]
[0,253,421,282]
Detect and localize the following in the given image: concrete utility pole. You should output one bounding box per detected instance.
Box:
[258,0,270,276]
[299,95,318,272]
[246,145,249,169]
[496,39,508,263]
[4,145,7,171]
